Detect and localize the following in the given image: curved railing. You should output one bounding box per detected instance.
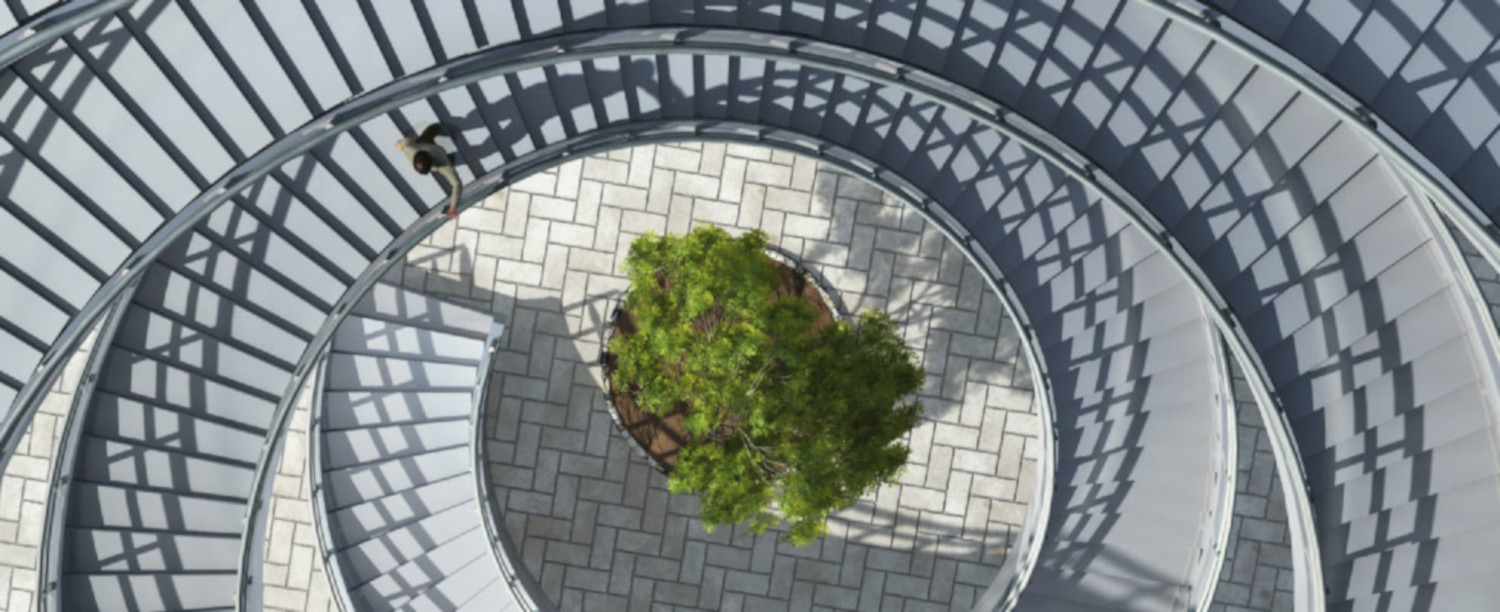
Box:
[304,355,355,612]
[34,278,135,612]
[1187,332,1239,610]
[0,0,131,72]
[470,321,550,612]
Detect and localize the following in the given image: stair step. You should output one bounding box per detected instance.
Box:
[1058,358,1217,414]
[1301,383,1486,491]
[1049,318,1214,395]
[89,397,265,465]
[1287,337,1474,430]
[324,445,470,509]
[1325,520,1500,602]
[1312,428,1498,502]
[1037,279,1200,354]
[452,577,516,612]
[340,504,480,587]
[354,283,493,340]
[68,483,243,535]
[75,437,253,499]
[352,526,489,611]
[64,528,239,573]
[1278,293,1466,414]
[1331,569,1500,612]
[322,420,472,470]
[1020,567,1187,611]
[330,474,474,545]
[324,353,480,392]
[331,315,485,363]
[1320,475,1500,568]
[321,390,475,430]
[414,566,509,612]
[61,572,237,611]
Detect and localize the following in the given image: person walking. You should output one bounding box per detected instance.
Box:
[395,123,463,220]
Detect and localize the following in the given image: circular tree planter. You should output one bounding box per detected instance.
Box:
[597,226,923,545]
[601,244,848,473]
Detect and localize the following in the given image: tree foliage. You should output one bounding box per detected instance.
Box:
[610,226,924,545]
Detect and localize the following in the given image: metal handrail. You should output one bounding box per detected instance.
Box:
[470,322,551,611]
[35,278,137,612]
[0,0,133,73]
[304,353,357,612]
[1185,333,1239,610]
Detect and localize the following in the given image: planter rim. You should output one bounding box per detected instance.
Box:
[599,244,849,474]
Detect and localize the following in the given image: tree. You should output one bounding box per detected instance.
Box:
[609,225,924,545]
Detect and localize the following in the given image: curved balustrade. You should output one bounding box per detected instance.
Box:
[1196,334,1239,608]
[0,3,1497,611]
[35,276,134,612]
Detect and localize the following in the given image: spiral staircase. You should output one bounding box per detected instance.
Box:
[2,1,1499,610]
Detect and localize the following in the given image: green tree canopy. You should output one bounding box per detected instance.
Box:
[610,225,924,545]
